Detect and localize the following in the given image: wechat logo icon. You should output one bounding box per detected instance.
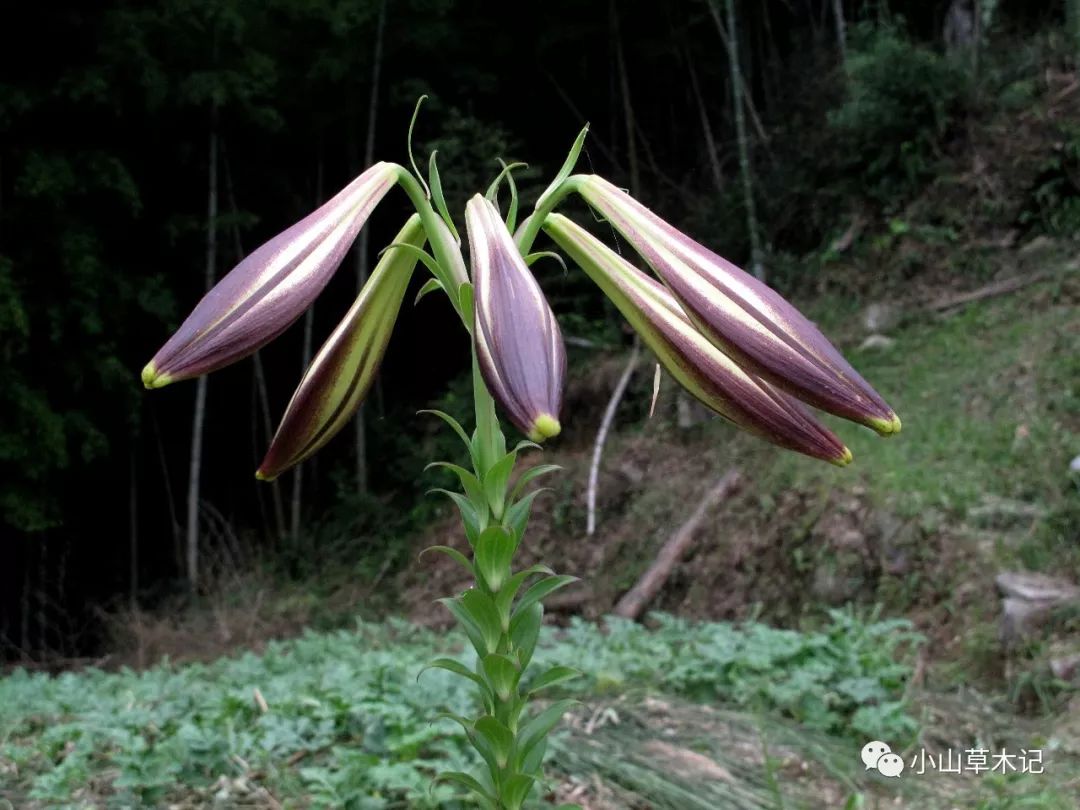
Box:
[861,740,904,778]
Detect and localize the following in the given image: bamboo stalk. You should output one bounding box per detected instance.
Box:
[586,344,640,537]
[186,112,219,590]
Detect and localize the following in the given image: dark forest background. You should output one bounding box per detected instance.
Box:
[0,0,1072,662]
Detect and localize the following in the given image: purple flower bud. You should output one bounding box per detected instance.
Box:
[576,175,901,436]
[257,216,425,480]
[466,196,566,443]
[142,162,398,388]
[545,214,851,465]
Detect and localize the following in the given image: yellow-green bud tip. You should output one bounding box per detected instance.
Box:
[869,413,902,437]
[140,362,172,390]
[830,446,854,467]
[255,469,276,482]
[528,414,562,443]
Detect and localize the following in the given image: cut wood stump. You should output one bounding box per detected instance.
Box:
[612,469,741,620]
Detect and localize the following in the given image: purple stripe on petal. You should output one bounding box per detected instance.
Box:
[577,175,899,435]
[467,197,565,441]
[545,213,851,465]
[145,163,398,385]
[257,215,425,479]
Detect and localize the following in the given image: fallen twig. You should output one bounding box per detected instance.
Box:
[925,271,1055,312]
[613,469,741,620]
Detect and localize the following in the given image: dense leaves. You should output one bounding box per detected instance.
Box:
[0,613,919,806]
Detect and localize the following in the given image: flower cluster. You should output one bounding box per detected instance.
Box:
[141,128,902,810]
[143,156,898,475]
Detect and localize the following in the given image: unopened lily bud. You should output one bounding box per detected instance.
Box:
[466,196,565,443]
[257,216,425,480]
[545,214,851,466]
[142,162,398,388]
[575,175,900,436]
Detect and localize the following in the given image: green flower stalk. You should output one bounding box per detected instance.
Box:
[467,195,566,444]
[545,213,850,465]
[575,174,901,436]
[257,215,426,481]
[141,162,398,388]
[143,118,901,810]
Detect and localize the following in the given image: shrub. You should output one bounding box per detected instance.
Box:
[1019,124,1080,236]
[828,21,966,204]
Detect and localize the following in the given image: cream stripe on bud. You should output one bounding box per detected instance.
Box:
[466,196,566,443]
[545,214,851,466]
[142,162,399,388]
[256,215,425,480]
[576,175,900,437]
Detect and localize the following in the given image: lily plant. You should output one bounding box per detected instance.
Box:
[143,107,899,809]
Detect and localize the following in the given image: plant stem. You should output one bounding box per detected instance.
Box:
[515,175,583,254]
[472,349,501,475]
[392,166,468,319]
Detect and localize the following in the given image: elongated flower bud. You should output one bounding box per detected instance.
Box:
[545,214,851,465]
[575,175,901,436]
[142,162,399,388]
[257,216,425,480]
[466,196,566,443]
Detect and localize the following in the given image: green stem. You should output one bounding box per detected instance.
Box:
[472,349,501,475]
[392,164,470,325]
[514,175,583,254]
[411,162,576,807]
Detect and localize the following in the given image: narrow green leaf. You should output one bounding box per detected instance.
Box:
[420,658,492,697]
[515,699,577,768]
[471,424,507,483]
[435,710,476,733]
[512,575,578,622]
[425,461,485,505]
[510,439,542,454]
[414,277,444,306]
[434,768,494,803]
[509,464,562,502]
[484,160,528,206]
[505,693,528,734]
[524,250,568,273]
[494,564,554,621]
[501,158,521,232]
[458,281,474,318]
[535,123,589,210]
[427,488,484,542]
[510,602,543,670]
[380,241,442,278]
[521,736,548,777]
[501,773,537,810]
[418,409,475,460]
[461,588,503,654]
[434,771,497,807]
[526,665,583,696]
[418,545,475,579]
[474,525,515,593]
[428,151,460,241]
[482,653,520,701]
[482,451,517,519]
[474,715,515,768]
[407,95,431,199]
[437,597,488,657]
[504,488,547,543]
